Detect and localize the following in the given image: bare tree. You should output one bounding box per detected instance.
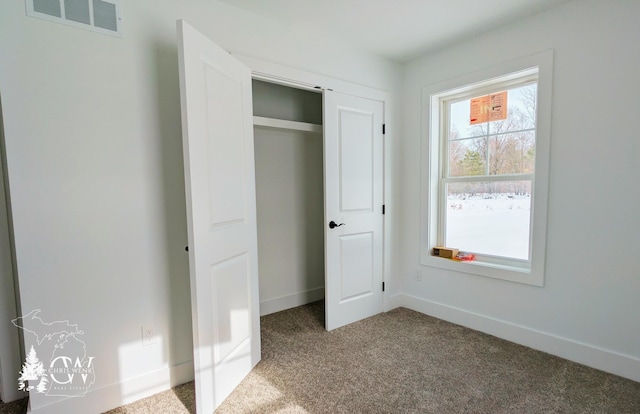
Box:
[449,84,537,195]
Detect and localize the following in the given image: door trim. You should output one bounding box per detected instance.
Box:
[237,54,390,102]
[0,97,23,403]
[243,59,393,314]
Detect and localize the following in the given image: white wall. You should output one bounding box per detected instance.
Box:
[399,0,640,382]
[252,82,325,315]
[0,0,400,412]
[254,127,325,315]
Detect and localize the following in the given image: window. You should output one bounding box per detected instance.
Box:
[420,51,553,286]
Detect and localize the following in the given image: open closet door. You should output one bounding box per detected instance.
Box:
[177,20,260,413]
[324,91,384,331]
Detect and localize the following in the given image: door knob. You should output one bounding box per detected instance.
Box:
[329,220,345,229]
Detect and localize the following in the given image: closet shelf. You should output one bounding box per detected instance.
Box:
[253,116,322,134]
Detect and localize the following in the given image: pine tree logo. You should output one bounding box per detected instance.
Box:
[17,346,49,393]
[12,310,96,397]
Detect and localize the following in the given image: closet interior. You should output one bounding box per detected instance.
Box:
[252,80,325,316]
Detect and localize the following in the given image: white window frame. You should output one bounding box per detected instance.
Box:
[420,50,553,286]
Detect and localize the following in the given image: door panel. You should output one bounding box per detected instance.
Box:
[203,61,247,225]
[212,254,250,363]
[325,91,384,331]
[177,20,260,413]
[339,109,374,212]
[339,232,374,301]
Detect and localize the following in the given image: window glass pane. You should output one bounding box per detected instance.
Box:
[445,181,532,260]
[448,138,486,177]
[488,131,535,175]
[487,83,537,132]
[449,83,537,140]
[450,99,481,139]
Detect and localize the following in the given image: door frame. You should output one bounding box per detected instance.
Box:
[238,54,394,314]
[0,104,23,403]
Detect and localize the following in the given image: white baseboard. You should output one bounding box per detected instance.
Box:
[384,292,403,312]
[26,293,639,412]
[28,360,194,414]
[395,294,640,384]
[260,287,324,316]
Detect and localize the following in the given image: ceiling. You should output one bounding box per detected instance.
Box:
[219,0,572,62]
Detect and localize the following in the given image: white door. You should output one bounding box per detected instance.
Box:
[177,20,260,413]
[324,91,384,331]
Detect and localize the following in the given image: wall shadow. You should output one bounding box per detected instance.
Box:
[151,41,194,389]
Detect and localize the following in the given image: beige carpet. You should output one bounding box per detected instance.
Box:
[3,302,640,413]
[0,398,27,414]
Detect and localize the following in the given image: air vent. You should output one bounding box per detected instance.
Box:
[26,0,122,38]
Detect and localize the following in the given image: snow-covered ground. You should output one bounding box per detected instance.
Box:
[446,194,531,260]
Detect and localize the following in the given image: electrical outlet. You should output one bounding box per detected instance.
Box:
[414,269,422,282]
[142,324,157,346]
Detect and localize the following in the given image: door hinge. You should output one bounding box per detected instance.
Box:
[382,205,385,215]
[382,124,386,135]
[382,282,385,292]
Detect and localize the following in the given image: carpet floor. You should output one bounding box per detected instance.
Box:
[3,302,640,413]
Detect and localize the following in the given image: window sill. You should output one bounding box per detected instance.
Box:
[420,254,543,286]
